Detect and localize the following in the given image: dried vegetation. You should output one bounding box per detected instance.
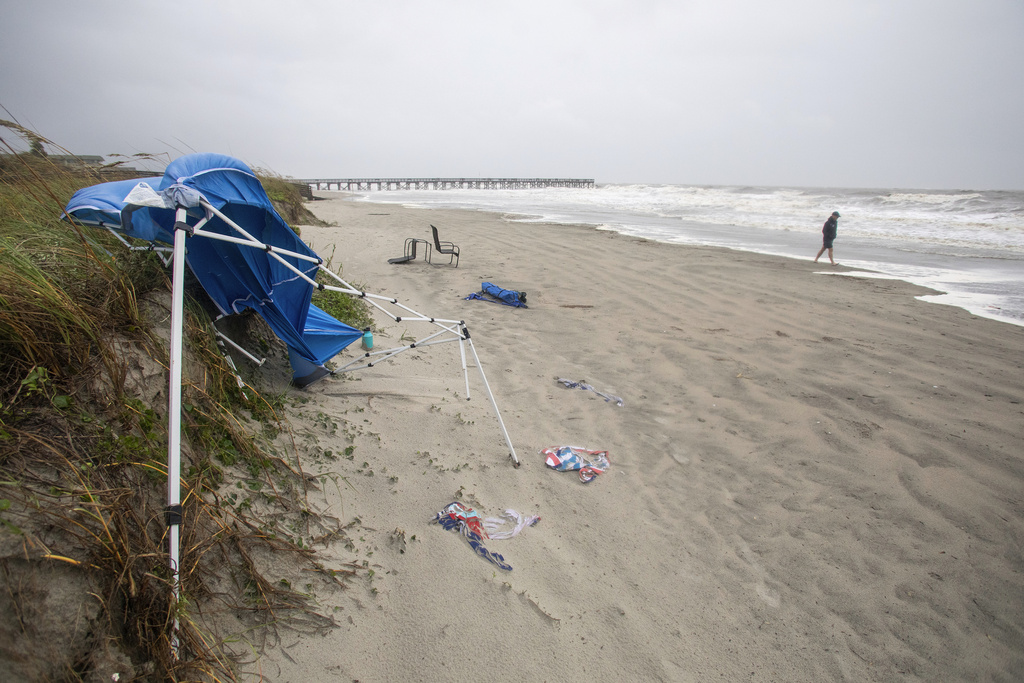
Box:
[0,123,359,681]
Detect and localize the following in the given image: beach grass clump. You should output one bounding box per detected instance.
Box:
[311,273,377,333]
[309,244,377,333]
[0,125,356,680]
[254,167,327,231]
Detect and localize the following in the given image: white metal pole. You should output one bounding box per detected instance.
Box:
[167,206,189,654]
[464,328,519,466]
[458,334,471,400]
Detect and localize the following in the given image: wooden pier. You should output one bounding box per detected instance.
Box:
[295,177,594,192]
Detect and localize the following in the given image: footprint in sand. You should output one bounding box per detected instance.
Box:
[756,583,781,608]
[737,538,781,608]
[670,445,690,465]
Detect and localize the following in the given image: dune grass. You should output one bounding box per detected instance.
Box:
[0,126,360,680]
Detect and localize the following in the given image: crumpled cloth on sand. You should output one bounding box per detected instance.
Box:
[542,446,611,483]
[433,502,539,571]
[556,378,624,407]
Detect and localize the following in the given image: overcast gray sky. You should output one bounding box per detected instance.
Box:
[2,0,1022,189]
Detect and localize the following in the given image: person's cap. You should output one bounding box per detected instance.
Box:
[832,211,841,217]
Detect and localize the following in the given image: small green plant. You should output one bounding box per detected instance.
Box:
[0,497,20,533]
[19,366,50,396]
[310,271,375,331]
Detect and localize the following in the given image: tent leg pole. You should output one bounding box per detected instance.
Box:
[216,340,246,390]
[166,207,188,657]
[465,334,519,467]
[458,335,471,400]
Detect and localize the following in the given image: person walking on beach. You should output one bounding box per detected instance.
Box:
[814,211,840,264]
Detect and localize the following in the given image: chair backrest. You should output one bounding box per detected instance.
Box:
[428,225,459,266]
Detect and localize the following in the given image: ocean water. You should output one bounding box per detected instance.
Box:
[344,185,1024,328]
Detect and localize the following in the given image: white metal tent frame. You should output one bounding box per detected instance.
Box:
[161,196,519,654]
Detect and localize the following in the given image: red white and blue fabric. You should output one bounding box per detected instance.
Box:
[542,446,611,483]
[434,502,539,571]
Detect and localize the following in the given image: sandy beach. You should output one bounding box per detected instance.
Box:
[258,194,1023,682]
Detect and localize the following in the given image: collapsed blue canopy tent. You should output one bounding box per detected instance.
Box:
[63,153,361,387]
[63,154,520,445]
[63,152,520,655]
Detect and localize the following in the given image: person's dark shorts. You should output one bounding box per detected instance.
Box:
[823,237,834,249]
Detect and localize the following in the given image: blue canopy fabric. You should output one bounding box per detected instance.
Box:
[63,153,361,386]
[464,282,528,308]
[60,176,163,230]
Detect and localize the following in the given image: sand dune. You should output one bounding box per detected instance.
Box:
[259,195,1023,682]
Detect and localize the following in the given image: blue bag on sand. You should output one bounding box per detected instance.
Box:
[465,282,528,308]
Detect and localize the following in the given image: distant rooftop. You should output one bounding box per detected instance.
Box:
[45,154,106,166]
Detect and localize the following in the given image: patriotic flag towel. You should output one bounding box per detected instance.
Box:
[433,502,539,571]
[542,446,611,483]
